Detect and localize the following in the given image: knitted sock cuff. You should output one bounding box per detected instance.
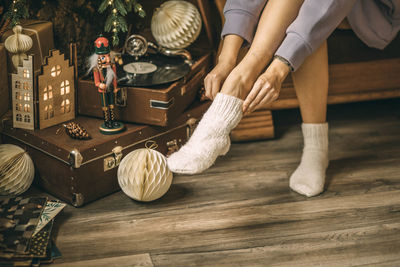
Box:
[302,123,329,149]
[204,93,243,129]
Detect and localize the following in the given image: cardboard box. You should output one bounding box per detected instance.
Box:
[0,44,9,119]
[1,20,54,73]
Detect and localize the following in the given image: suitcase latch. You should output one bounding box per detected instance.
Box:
[104,146,123,171]
[166,139,180,156]
[69,149,83,168]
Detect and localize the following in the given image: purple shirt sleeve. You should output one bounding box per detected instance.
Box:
[221,0,268,45]
[275,0,357,71]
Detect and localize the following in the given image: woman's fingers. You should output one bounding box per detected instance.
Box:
[243,77,265,113]
[254,90,279,111]
[247,82,274,113]
[248,87,275,113]
[204,73,223,100]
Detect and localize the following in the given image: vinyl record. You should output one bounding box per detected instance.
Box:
[117,53,191,87]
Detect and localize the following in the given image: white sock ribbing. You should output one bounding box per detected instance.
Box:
[289,123,329,197]
[167,93,243,174]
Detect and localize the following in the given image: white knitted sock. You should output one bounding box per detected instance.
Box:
[289,123,329,197]
[167,93,243,174]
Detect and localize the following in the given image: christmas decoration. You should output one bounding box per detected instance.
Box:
[0,144,35,196]
[4,24,33,68]
[3,0,29,28]
[63,121,91,140]
[12,48,76,130]
[98,0,145,46]
[151,1,202,49]
[118,147,173,202]
[88,35,125,135]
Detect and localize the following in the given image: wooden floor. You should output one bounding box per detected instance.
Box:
[34,99,400,266]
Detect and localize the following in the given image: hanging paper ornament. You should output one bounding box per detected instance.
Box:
[0,144,35,196]
[4,25,33,68]
[118,147,173,202]
[151,0,202,49]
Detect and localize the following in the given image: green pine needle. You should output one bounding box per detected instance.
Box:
[99,0,145,46]
[5,0,30,27]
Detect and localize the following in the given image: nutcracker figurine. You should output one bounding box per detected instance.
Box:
[88,35,125,134]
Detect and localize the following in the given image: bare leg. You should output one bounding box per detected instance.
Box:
[289,41,330,197]
[221,0,304,99]
[292,41,329,123]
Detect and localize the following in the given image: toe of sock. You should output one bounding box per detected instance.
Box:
[290,182,323,197]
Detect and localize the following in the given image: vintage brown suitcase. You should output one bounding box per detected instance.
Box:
[77,0,220,126]
[1,101,210,207]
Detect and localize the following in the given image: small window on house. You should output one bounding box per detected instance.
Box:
[49,105,54,118]
[15,81,21,89]
[44,105,48,120]
[66,80,70,94]
[43,85,53,101]
[45,105,54,119]
[23,82,29,90]
[23,69,30,78]
[24,115,30,123]
[24,104,30,112]
[15,92,21,100]
[24,93,31,101]
[48,86,53,99]
[43,87,48,101]
[61,100,65,114]
[66,99,71,113]
[16,114,22,121]
[16,103,22,111]
[61,81,65,95]
[61,80,71,95]
[51,65,61,77]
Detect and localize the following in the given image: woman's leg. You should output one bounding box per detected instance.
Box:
[289,41,330,197]
[292,41,329,123]
[168,0,304,174]
[221,0,304,99]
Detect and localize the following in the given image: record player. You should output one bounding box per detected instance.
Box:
[78,0,219,126]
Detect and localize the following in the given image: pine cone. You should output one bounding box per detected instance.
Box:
[63,122,91,140]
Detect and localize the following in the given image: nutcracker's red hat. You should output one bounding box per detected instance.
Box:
[94,35,110,55]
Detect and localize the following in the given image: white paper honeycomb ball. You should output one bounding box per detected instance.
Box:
[151,0,202,49]
[118,148,173,202]
[0,144,35,196]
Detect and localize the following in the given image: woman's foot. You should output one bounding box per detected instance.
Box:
[167,93,243,174]
[289,123,329,197]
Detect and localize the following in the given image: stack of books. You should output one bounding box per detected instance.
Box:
[0,196,66,266]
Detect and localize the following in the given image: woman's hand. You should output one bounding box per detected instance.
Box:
[204,60,236,100]
[243,58,291,114]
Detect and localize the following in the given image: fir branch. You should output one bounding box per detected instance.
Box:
[4,0,29,27]
[114,0,127,16]
[98,0,108,13]
[98,0,144,46]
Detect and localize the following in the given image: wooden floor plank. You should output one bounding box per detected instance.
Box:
[52,253,154,267]
[22,99,400,266]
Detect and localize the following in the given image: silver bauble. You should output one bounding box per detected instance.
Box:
[151,0,202,49]
[0,144,35,196]
[118,148,173,202]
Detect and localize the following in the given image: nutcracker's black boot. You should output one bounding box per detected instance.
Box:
[98,105,125,135]
[102,107,112,128]
[109,105,119,127]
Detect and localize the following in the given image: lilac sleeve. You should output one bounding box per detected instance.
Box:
[275,0,357,71]
[221,0,268,45]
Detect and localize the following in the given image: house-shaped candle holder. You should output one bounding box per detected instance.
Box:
[11,47,76,130]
